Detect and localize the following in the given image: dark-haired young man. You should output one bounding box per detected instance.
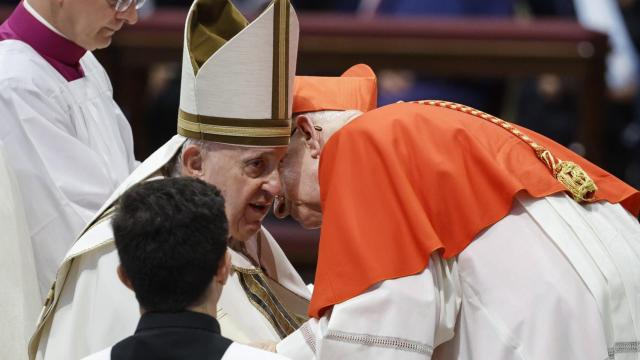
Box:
[82,177,287,360]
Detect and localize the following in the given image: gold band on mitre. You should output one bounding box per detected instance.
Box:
[272,0,290,121]
[177,109,292,146]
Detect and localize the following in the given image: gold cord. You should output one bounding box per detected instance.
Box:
[411,100,598,203]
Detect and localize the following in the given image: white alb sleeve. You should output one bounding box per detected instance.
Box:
[277,253,461,360]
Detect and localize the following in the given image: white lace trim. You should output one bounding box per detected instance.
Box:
[300,322,317,354]
[608,341,640,359]
[325,330,433,356]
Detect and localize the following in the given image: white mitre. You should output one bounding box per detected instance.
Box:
[177,0,299,147]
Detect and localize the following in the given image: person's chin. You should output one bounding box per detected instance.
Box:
[245,221,262,235]
[97,37,113,49]
[93,30,115,49]
[233,221,263,242]
[232,223,262,241]
[88,38,111,51]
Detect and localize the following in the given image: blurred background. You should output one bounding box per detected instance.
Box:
[2,0,639,282]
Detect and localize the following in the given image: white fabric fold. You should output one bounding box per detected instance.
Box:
[0,144,40,360]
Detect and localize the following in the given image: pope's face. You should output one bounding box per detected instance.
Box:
[200,145,286,242]
[277,133,323,229]
[58,0,138,50]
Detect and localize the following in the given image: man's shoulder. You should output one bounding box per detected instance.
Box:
[63,207,116,262]
[0,41,111,96]
[336,101,489,147]
[0,40,61,89]
[336,102,421,136]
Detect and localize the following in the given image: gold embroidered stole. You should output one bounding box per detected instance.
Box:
[233,266,308,339]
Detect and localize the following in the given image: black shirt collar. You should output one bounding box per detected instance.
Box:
[136,311,221,335]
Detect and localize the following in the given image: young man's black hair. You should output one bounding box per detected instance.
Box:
[112,177,228,312]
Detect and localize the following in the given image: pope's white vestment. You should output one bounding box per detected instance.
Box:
[278,194,640,360]
[0,38,138,299]
[30,135,310,360]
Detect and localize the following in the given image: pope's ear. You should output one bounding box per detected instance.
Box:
[295,114,321,159]
[181,144,204,177]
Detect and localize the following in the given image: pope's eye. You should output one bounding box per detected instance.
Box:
[245,158,265,177]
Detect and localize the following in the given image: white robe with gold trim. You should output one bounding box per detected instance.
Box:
[30,135,310,360]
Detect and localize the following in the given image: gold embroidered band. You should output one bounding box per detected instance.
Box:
[272,0,289,120]
[177,110,291,146]
[233,266,306,339]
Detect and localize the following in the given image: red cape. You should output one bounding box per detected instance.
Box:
[309,101,640,318]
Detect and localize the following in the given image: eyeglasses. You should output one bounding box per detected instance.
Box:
[109,0,146,12]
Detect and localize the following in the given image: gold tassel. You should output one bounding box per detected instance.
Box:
[553,160,598,202]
